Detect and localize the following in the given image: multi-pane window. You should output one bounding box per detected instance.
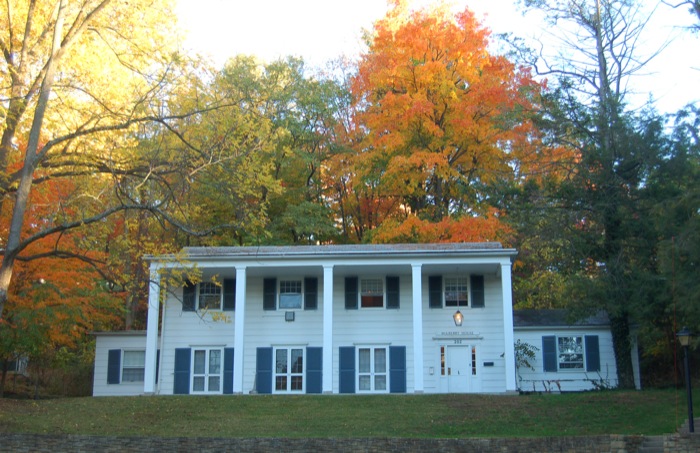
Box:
[558,336,584,369]
[358,347,387,392]
[279,280,303,309]
[361,278,384,308]
[275,347,304,393]
[192,348,222,393]
[444,277,468,307]
[198,282,222,310]
[122,350,145,382]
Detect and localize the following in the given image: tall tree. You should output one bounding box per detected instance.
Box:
[346,0,547,242]
[517,0,668,388]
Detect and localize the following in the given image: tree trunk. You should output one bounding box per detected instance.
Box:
[610,312,636,389]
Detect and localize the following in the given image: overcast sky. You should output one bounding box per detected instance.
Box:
[175,0,698,114]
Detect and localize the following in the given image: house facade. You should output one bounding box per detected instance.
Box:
[95,243,517,396]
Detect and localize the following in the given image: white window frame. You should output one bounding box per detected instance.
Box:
[557,336,584,370]
[360,277,384,309]
[198,282,222,311]
[121,350,145,383]
[279,279,303,310]
[191,347,224,394]
[273,346,305,393]
[444,276,469,308]
[357,346,388,393]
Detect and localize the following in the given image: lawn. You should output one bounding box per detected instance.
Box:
[0,390,695,438]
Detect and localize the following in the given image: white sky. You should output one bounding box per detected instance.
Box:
[175,0,699,114]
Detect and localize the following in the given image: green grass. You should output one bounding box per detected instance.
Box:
[0,390,696,438]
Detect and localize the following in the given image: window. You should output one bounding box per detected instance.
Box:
[192,348,222,393]
[198,282,222,310]
[122,350,145,382]
[275,347,304,393]
[361,278,384,308]
[279,280,302,309]
[358,347,387,393]
[183,279,235,312]
[444,277,468,307]
[558,336,584,369]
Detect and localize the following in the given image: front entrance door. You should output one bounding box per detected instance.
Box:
[446,346,470,392]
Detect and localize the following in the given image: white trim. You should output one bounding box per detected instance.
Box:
[412,263,424,393]
[322,265,334,393]
[501,263,516,392]
[233,266,246,394]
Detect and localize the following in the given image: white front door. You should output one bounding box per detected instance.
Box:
[446,345,470,393]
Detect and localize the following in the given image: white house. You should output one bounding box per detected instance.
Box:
[92,243,639,397]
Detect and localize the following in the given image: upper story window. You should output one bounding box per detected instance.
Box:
[344,276,400,310]
[279,280,303,309]
[182,279,236,312]
[444,277,468,307]
[198,282,221,310]
[429,275,484,309]
[361,278,384,308]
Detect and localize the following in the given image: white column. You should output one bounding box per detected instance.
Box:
[233,266,247,394]
[501,262,516,392]
[144,263,160,394]
[411,264,424,393]
[322,265,334,393]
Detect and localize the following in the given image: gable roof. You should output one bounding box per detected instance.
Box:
[513,309,610,328]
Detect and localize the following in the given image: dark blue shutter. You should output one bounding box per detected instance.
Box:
[389,346,407,393]
[223,279,236,311]
[223,348,235,394]
[386,276,400,309]
[183,281,196,311]
[429,276,442,308]
[263,278,277,311]
[256,347,273,394]
[542,336,557,372]
[306,347,323,394]
[345,277,358,309]
[107,349,121,384]
[470,275,485,308]
[174,348,191,394]
[585,335,600,372]
[304,277,318,310]
[155,350,160,383]
[339,346,355,394]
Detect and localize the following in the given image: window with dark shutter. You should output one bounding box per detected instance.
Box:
[223,279,236,311]
[304,277,318,310]
[182,280,196,312]
[386,276,400,309]
[223,348,235,394]
[256,347,273,394]
[345,277,358,310]
[263,278,277,311]
[306,347,323,394]
[428,276,443,308]
[542,336,557,372]
[389,346,406,393]
[173,348,191,394]
[470,275,485,308]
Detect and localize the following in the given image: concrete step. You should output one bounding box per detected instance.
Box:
[637,435,663,453]
[678,417,700,435]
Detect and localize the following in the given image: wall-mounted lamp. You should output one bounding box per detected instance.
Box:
[285,311,295,322]
[453,310,463,327]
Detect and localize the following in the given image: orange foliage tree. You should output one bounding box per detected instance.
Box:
[342,0,550,243]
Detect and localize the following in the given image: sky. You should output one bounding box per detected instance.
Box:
[175,0,698,114]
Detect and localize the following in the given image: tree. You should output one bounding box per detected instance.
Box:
[516,0,672,388]
[346,0,546,242]
[0,0,186,319]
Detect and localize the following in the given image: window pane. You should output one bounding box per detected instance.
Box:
[276,376,287,391]
[193,376,205,392]
[374,348,386,373]
[122,368,144,382]
[209,350,221,374]
[194,350,206,374]
[208,376,220,392]
[445,277,468,307]
[123,351,145,367]
[291,376,303,391]
[291,349,303,373]
[359,348,370,373]
[279,294,302,309]
[558,336,584,369]
[276,349,288,373]
[375,375,386,391]
[199,282,222,310]
[359,375,371,391]
[361,279,383,307]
